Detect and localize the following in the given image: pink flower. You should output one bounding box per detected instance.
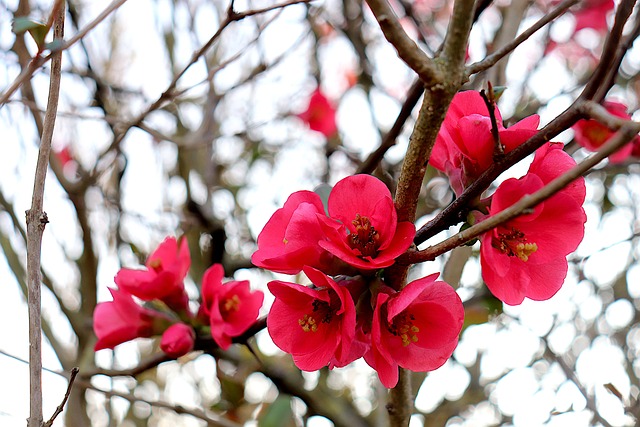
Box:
[431,91,540,194]
[94,288,168,351]
[480,143,587,305]
[115,236,191,313]
[160,323,195,358]
[297,89,338,138]
[201,264,264,350]
[267,266,357,370]
[572,101,637,163]
[318,174,416,270]
[251,191,336,275]
[573,0,614,33]
[364,274,464,388]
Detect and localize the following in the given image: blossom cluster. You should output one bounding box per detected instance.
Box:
[431,91,588,305]
[252,174,465,388]
[93,237,264,357]
[92,89,594,390]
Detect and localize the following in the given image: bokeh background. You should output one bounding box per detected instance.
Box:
[1,0,640,425]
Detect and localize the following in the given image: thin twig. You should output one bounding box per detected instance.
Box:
[466,0,579,76]
[365,0,442,84]
[414,105,581,244]
[43,367,79,427]
[26,5,64,427]
[0,0,129,106]
[580,0,636,101]
[357,79,425,174]
[402,123,640,265]
[480,84,503,158]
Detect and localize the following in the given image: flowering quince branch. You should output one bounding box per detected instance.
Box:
[414,105,581,244]
[401,123,640,268]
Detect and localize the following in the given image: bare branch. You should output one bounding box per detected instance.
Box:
[0,0,129,106]
[43,367,79,427]
[365,0,442,84]
[467,0,579,76]
[403,122,640,265]
[26,5,64,427]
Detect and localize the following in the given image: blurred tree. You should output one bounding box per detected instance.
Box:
[2,0,640,426]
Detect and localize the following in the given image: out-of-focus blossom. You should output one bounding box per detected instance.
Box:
[318,174,415,270]
[94,288,168,351]
[160,323,195,357]
[573,0,614,32]
[480,143,587,305]
[572,101,637,163]
[297,89,338,138]
[115,237,191,313]
[365,274,464,388]
[200,264,264,350]
[431,91,539,195]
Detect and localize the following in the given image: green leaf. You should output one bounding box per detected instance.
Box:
[492,86,507,101]
[12,17,50,50]
[258,395,296,427]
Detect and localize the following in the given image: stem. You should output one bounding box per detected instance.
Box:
[26,4,64,427]
[402,123,640,264]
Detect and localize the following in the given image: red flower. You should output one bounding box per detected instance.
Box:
[431,91,540,194]
[267,266,357,370]
[364,274,464,388]
[297,89,338,138]
[251,191,336,275]
[201,264,264,350]
[480,143,587,305]
[573,0,614,32]
[114,236,191,313]
[160,323,195,358]
[318,174,415,270]
[572,101,636,163]
[93,288,168,351]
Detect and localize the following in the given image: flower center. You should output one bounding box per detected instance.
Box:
[148,258,163,271]
[347,214,380,258]
[493,228,538,262]
[222,294,240,313]
[298,299,333,333]
[584,124,610,147]
[387,312,420,347]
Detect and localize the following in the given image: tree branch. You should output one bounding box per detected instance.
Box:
[402,122,640,265]
[26,3,64,427]
[466,0,579,77]
[365,0,441,84]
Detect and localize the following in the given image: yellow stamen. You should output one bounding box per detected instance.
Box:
[515,242,538,262]
[298,314,318,332]
[223,295,240,312]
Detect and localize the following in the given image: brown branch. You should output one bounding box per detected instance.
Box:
[414,105,581,244]
[402,123,640,265]
[580,0,636,101]
[466,0,579,76]
[542,342,614,427]
[480,85,503,158]
[43,367,79,427]
[92,0,313,188]
[26,4,64,427]
[365,0,441,84]
[357,79,425,174]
